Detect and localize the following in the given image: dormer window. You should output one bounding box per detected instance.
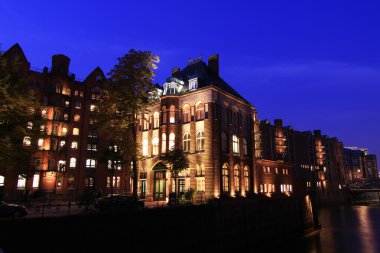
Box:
[189,78,198,91]
[162,77,184,95]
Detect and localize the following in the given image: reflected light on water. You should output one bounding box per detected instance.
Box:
[356,206,377,253]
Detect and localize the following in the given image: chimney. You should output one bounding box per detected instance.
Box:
[52,54,70,76]
[208,54,219,76]
[274,119,283,128]
[172,67,180,76]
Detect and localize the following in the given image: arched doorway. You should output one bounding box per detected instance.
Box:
[153,162,167,201]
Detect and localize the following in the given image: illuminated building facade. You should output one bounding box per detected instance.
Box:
[344,147,379,182]
[0,43,348,203]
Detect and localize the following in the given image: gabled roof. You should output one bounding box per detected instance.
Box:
[170,60,248,103]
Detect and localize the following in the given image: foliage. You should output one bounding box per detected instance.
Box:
[161,148,189,204]
[94,49,159,198]
[161,148,190,177]
[0,49,44,176]
[78,189,96,211]
[184,188,196,201]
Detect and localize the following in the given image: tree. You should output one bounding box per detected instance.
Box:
[161,148,189,205]
[0,49,44,178]
[98,141,126,196]
[94,49,159,199]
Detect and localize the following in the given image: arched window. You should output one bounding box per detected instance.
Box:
[23,136,31,146]
[142,139,148,156]
[153,112,160,128]
[183,132,190,152]
[169,105,176,124]
[243,166,249,192]
[222,163,230,192]
[233,135,239,155]
[169,133,175,150]
[234,165,240,192]
[196,102,205,120]
[221,132,228,153]
[162,106,167,124]
[152,137,159,155]
[196,130,205,151]
[242,138,248,156]
[182,104,190,123]
[162,134,167,153]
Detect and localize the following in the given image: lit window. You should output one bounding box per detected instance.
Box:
[71,141,78,149]
[222,163,229,192]
[169,133,175,150]
[196,164,205,177]
[27,122,33,129]
[162,133,167,153]
[69,158,77,168]
[196,102,205,120]
[65,101,70,108]
[142,139,148,156]
[182,104,191,123]
[41,109,47,118]
[32,174,40,188]
[74,90,79,96]
[234,165,240,192]
[183,133,190,152]
[152,137,159,155]
[17,175,26,189]
[196,178,205,191]
[233,135,239,155]
[64,113,68,121]
[0,175,4,186]
[196,130,205,151]
[23,136,31,146]
[74,114,80,121]
[153,112,160,128]
[90,104,96,112]
[86,159,96,168]
[73,128,79,135]
[38,138,44,149]
[243,166,249,192]
[108,160,121,170]
[40,125,45,132]
[58,160,66,171]
[169,105,175,124]
[87,144,97,151]
[62,127,67,136]
[189,78,198,90]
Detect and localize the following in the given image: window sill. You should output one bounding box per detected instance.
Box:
[196,149,205,153]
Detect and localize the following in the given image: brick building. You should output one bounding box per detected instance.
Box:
[0,43,348,203]
[344,147,379,182]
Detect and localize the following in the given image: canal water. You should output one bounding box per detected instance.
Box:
[266,205,380,253]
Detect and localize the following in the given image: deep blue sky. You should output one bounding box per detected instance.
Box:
[1,1,379,167]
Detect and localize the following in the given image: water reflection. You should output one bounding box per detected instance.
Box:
[264,206,380,253]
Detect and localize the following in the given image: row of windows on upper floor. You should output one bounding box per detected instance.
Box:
[140,103,208,130]
[140,103,252,131]
[141,132,248,157]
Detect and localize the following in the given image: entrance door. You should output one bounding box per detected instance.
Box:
[140,180,146,199]
[154,171,166,201]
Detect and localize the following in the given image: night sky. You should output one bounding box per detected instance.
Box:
[1,1,379,167]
